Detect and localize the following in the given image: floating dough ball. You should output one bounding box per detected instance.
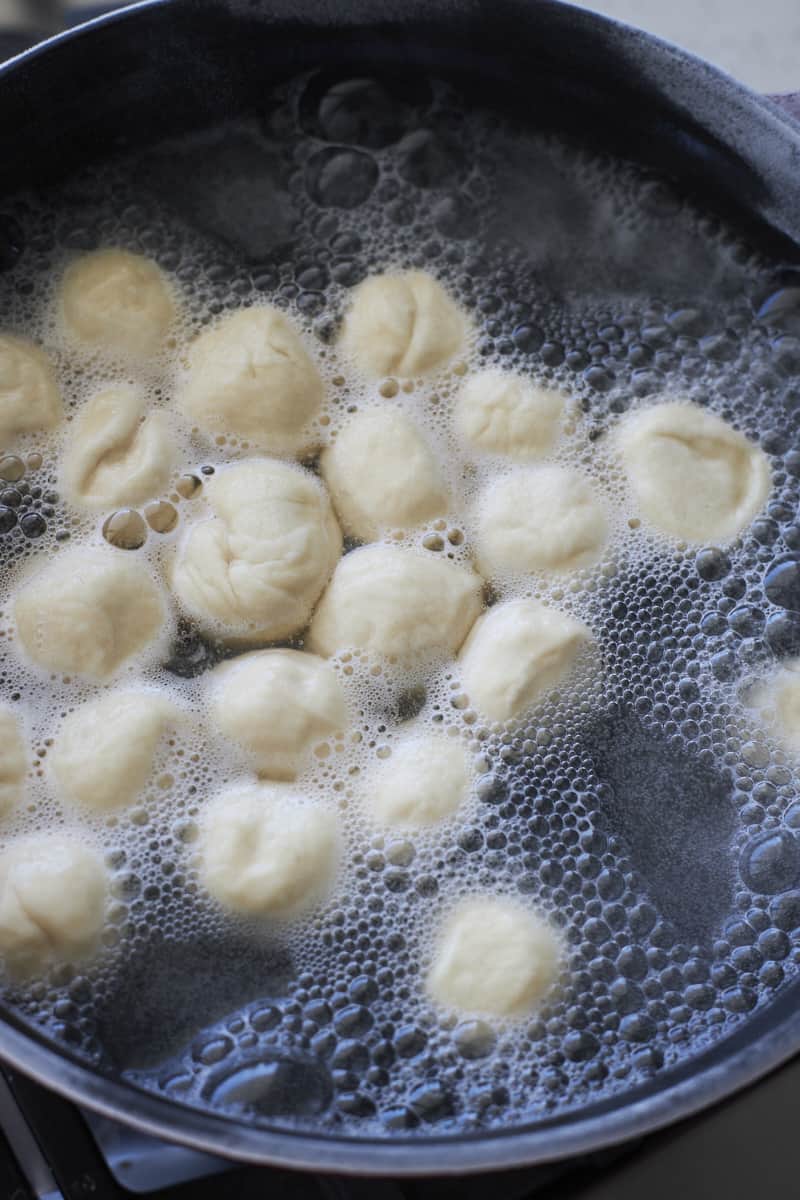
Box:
[749,662,800,755]
[0,835,107,971]
[456,370,564,459]
[475,465,607,577]
[14,548,166,681]
[61,383,174,510]
[60,248,175,359]
[179,307,323,455]
[321,405,448,539]
[459,599,590,722]
[210,649,346,780]
[171,459,341,643]
[0,333,62,439]
[340,270,466,377]
[198,782,340,918]
[617,401,771,543]
[308,545,482,663]
[0,706,25,818]
[426,896,562,1018]
[50,690,179,813]
[368,730,473,829]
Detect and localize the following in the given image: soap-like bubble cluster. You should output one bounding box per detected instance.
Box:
[1,68,800,1139]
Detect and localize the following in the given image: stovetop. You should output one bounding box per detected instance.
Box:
[0,1052,797,1200]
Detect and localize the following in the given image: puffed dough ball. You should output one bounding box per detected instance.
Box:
[0,835,107,970]
[0,334,62,439]
[179,307,323,455]
[14,548,166,681]
[427,896,562,1017]
[61,384,173,510]
[50,691,179,812]
[210,649,346,780]
[172,459,341,643]
[61,249,175,359]
[308,545,483,662]
[456,370,563,459]
[749,662,800,755]
[321,406,448,539]
[618,401,771,543]
[0,707,26,819]
[198,782,339,918]
[340,270,465,377]
[459,599,590,722]
[368,730,472,829]
[475,465,607,577]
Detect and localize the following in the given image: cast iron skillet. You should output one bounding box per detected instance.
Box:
[1,0,800,1177]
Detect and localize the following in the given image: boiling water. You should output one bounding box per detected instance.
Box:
[1,71,800,1135]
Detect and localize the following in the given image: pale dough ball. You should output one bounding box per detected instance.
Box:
[427,896,562,1017]
[0,834,107,971]
[60,383,174,510]
[368,730,472,829]
[14,548,166,681]
[308,545,483,662]
[0,707,26,819]
[198,782,339,918]
[459,599,590,722]
[340,270,466,377]
[50,690,179,812]
[210,649,346,780]
[618,401,771,543]
[61,249,175,359]
[475,465,607,577]
[179,307,323,455]
[171,459,341,643]
[0,333,62,439]
[321,405,448,539]
[456,370,563,459]
[750,662,800,755]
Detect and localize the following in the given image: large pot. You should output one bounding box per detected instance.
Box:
[0,0,799,1176]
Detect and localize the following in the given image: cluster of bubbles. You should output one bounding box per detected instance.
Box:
[1,68,800,1138]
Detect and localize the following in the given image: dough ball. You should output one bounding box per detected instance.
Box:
[426,896,562,1017]
[61,383,174,510]
[459,599,590,722]
[0,707,26,819]
[198,782,339,918]
[60,249,175,359]
[308,545,483,663]
[14,548,166,681]
[475,466,607,577]
[340,270,466,377]
[210,649,346,780]
[750,662,800,755]
[618,401,771,543]
[0,333,62,439]
[179,307,323,455]
[50,690,179,812]
[456,370,563,459]
[0,834,107,971]
[321,405,448,539]
[171,459,341,643]
[368,730,472,828]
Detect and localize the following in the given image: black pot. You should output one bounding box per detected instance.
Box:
[0,0,799,1176]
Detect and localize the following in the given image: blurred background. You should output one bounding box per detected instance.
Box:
[567,0,800,92]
